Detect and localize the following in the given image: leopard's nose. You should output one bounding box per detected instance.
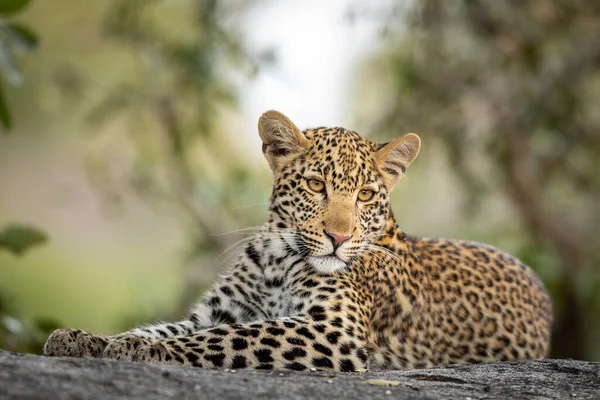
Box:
[324,230,352,250]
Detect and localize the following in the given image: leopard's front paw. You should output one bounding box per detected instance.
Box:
[131,341,173,365]
[102,334,152,361]
[44,328,108,358]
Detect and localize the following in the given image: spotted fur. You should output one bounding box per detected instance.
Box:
[44,110,553,371]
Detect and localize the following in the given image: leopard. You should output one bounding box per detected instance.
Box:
[44,110,553,371]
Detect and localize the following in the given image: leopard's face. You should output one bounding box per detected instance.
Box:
[270,129,392,273]
[259,111,420,274]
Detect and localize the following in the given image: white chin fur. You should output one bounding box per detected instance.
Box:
[307,255,347,274]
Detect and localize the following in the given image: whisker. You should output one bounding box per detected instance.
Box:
[223,233,300,240]
[209,225,267,237]
[361,244,402,264]
[363,244,398,258]
[216,236,256,260]
[231,201,270,210]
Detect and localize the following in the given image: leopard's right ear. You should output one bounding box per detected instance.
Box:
[258,110,310,172]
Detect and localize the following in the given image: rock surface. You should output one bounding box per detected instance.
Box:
[1,350,599,399]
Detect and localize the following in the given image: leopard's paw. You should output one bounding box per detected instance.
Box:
[102,334,152,361]
[130,341,173,364]
[44,328,108,358]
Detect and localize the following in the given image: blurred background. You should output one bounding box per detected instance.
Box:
[0,0,598,360]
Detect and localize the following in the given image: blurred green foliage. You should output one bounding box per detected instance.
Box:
[0,0,49,353]
[0,301,60,354]
[0,236,56,353]
[83,0,267,316]
[369,0,600,360]
[0,0,38,129]
[0,0,264,354]
[0,224,47,256]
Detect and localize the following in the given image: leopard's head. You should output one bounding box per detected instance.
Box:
[259,110,420,274]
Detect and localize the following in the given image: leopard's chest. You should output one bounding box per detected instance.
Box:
[256,253,307,317]
[257,253,334,318]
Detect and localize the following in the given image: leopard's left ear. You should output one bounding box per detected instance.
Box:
[258,110,310,172]
[375,133,421,190]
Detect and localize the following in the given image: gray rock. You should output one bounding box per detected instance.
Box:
[1,350,599,399]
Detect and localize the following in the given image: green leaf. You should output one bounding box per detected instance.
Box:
[0,0,32,16]
[0,224,48,256]
[0,84,12,130]
[4,22,39,51]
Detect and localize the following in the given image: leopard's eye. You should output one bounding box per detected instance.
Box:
[307,178,326,193]
[357,188,375,202]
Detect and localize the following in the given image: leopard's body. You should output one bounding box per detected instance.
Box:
[44,111,553,371]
